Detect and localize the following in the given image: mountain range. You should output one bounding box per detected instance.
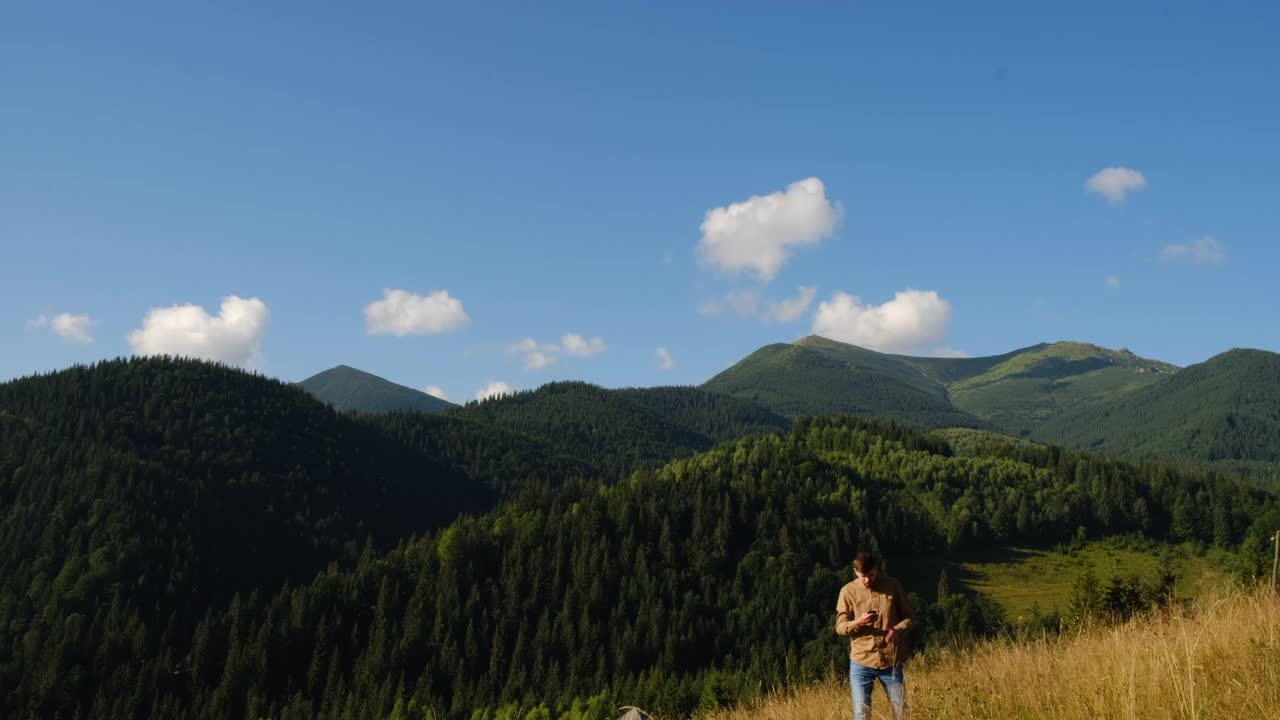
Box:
[302,336,1280,486]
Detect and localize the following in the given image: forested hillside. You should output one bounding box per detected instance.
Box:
[4,356,1276,720]
[363,411,601,495]
[1033,348,1280,487]
[0,359,490,634]
[446,382,790,479]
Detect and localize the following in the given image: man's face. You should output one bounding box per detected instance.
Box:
[855,568,879,589]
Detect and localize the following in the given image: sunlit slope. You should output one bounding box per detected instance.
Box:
[701,340,983,428]
[1033,348,1280,486]
[945,341,1177,435]
[703,337,1177,435]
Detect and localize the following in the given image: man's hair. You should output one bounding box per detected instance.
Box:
[853,551,880,574]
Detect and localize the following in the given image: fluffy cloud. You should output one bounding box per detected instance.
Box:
[697,177,842,281]
[506,337,559,369]
[128,295,269,367]
[30,312,94,343]
[1105,275,1121,288]
[507,333,607,370]
[763,286,817,324]
[1161,236,1225,265]
[811,289,953,355]
[474,380,514,402]
[424,385,449,401]
[656,346,675,370]
[560,333,607,358]
[364,289,470,336]
[1085,167,1147,204]
[525,351,557,369]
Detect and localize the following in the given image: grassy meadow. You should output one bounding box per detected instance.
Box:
[952,540,1235,619]
[707,585,1280,720]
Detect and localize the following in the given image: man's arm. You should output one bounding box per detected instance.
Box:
[892,580,914,633]
[834,588,862,637]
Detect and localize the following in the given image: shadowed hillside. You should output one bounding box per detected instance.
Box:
[0,358,489,629]
[446,381,791,479]
[298,364,454,413]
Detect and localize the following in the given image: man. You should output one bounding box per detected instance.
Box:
[834,551,913,719]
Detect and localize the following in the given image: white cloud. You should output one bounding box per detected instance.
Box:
[424,385,449,401]
[506,333,607,370]
[1105,275,1121,288]
[697,177,842,281]
[763,286,817,323]
[697,300,723,318]
[364,289,470,336]
[656,346,675,370]
[525,351,557,369]
[1085,167,1147,204]
[128,295,269,367]
[811,289,953,355]
[930,346,970,358]
[30,312,94,343]
[474,380,514,402]
[1161,236,1225,265]
[506,337,559,369]
[560,333,607,358]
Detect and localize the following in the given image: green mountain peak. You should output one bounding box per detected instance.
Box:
[298,364,454,413]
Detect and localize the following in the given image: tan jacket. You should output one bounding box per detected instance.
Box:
[834,574,914,668]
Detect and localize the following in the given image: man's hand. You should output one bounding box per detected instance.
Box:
[884,628,896,644]
[855,611,878,627]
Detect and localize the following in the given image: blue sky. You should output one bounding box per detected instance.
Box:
[4,2,1277,400]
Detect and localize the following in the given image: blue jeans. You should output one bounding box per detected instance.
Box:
[850,661,906,719]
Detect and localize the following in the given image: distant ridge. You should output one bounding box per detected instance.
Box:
[702,336,983,428]
[703,335,1179,436]
[298,364,454,413]
[703,335,1280,488]
[1032,348,1280,485]
[938,340,1177,436]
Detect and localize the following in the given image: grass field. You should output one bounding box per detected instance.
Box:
[710,584,1280,720]
[951,540,1235,620]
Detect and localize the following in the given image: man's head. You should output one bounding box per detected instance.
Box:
[853,551,880,588]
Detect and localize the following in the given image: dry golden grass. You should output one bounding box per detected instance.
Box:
[708,585,1280,720]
